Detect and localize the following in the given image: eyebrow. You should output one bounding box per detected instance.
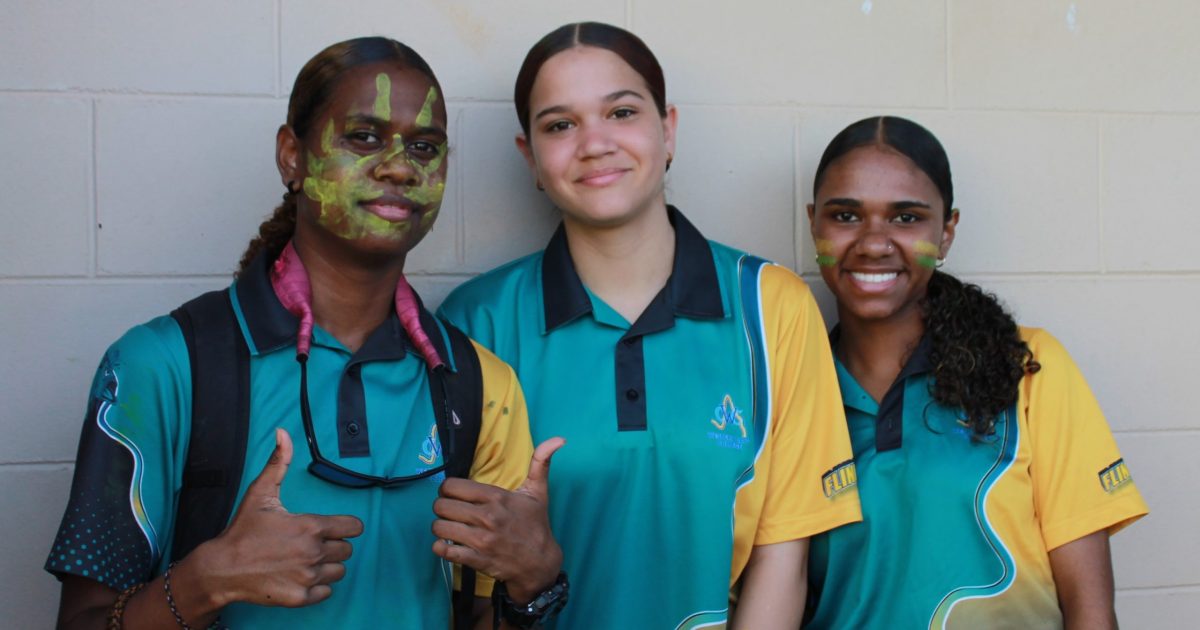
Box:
[344,113,447,138]
[821,198,933,210]
[533,89,648,121]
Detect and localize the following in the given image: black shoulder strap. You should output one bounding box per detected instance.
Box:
[169,289,251,562]
[432,319,485,630]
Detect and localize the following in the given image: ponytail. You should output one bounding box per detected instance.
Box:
[236,190,298,275]
[922,271,1040,438]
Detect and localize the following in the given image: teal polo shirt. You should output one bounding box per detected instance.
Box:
[805,328,1148,628]
[45,252,531,628]
[441,207,859,629]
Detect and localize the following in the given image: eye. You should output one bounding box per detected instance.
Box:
[544,119,575,134]
[610,106,637,120]
[893,212,920,224]
[408,140,442,160]
[831,210,859,223]
[346,130,382,147]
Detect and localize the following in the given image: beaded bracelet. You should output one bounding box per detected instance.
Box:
[106,581,147,630]
[163,561,224,630]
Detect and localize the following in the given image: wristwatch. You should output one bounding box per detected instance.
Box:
[492,571,569,629]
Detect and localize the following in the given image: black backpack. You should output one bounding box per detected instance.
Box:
[167,289,483,629]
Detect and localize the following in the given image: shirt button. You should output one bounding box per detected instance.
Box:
[346,422,361,436]
[625,389,639,401]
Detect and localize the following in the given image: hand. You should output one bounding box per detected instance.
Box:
[197,428,365,608]
[431,437,565,604]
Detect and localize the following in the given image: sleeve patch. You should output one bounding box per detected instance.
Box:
[1098,458,1133,493]
[822,459,858,498]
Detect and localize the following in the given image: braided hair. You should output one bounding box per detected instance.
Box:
[813,116,1039,438]
[236,37,441,274]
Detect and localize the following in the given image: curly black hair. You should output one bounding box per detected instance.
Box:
[815,116,1039,438]
[922,271,1039,437]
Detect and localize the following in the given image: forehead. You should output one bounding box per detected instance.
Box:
[321,62,445,123]
[818,146,941,203]
[530,46,649,107]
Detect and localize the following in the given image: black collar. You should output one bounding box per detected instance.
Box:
[540,206,726,333]
[830,326,933,452]
[235,250,441,364]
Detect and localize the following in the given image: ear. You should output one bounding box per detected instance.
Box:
[662,104,679,160]
[940,207,960,258]
[515,133,539,179]
[276,125,302,189]
[806,203,817,235]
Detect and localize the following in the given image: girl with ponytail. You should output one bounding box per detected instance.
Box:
[803,116,1148,629]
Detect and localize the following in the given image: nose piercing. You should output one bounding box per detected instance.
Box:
[886,243,894,252]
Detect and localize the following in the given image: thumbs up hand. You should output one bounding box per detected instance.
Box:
[195,428,365,608]
[432,437,565,604]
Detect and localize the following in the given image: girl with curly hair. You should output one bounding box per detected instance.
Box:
[803,116,1148,629]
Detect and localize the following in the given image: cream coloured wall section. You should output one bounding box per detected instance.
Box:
[2,1,1196,627]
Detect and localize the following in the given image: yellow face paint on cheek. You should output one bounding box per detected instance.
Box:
[914,240,940,268]
[303,121,403,241]
[815,238,837,267]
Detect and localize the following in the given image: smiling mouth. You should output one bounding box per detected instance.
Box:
[849,271,899,284]
[576,168,629,187]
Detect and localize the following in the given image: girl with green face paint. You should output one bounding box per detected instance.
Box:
[50,37,564,630]
[292,65,449,254]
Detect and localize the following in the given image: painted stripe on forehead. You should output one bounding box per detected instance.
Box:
[374,73,392,121]
[415,87,439,128]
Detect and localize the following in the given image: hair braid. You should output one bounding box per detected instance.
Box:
[236,191,298,275]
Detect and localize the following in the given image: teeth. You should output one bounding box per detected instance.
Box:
[851,272,897,284]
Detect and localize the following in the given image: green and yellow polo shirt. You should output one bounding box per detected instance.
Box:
[45,253,533,628]
[805,327,1149,629]
[440,207,861,629]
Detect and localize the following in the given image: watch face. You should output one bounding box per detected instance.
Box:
[498,572,569,628]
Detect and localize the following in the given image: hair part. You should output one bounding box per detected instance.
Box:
[814,116,1037,438]
[513,22,667,137]
[813,116,954,219]
[237,37,440,275]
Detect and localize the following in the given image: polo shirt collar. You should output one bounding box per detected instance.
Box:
[541,205,725,333]
[830,325,933,452]
[234,250,438,364]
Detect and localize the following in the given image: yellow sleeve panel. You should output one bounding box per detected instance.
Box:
[730,264,862,586]
[461,339,536,597]
[1020,327,1149,552]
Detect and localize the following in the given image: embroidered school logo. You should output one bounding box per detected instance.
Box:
[707,394,749,449]
[418,422,441,465]
[1098,458,1132,493]
[822,460,858,498]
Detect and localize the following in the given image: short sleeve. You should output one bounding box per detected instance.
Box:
[1023,328,1148,551]
[44,316,191,590]
[461,339,536,597]
[753,265,861,544]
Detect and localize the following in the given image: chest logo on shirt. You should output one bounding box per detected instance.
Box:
[821,459,857,498]
[707,394,749,449]
[419,422,441,465]
[1098,458,1132,493]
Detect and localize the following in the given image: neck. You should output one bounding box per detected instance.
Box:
[835,309,926,403]
[291,232,405,353]
[563,203,674,323]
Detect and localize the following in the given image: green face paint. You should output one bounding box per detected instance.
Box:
[374,73,392,121]
[415,87,438,128]
[914,240,940,268]
[300,76,448,244]
[815,238,837,267]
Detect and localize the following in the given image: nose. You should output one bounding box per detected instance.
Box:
[374,142,419,185]
[854,224,896,258]
[576,122,616,159]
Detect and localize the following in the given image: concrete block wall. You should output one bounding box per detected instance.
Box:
[2,1,1196,626]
